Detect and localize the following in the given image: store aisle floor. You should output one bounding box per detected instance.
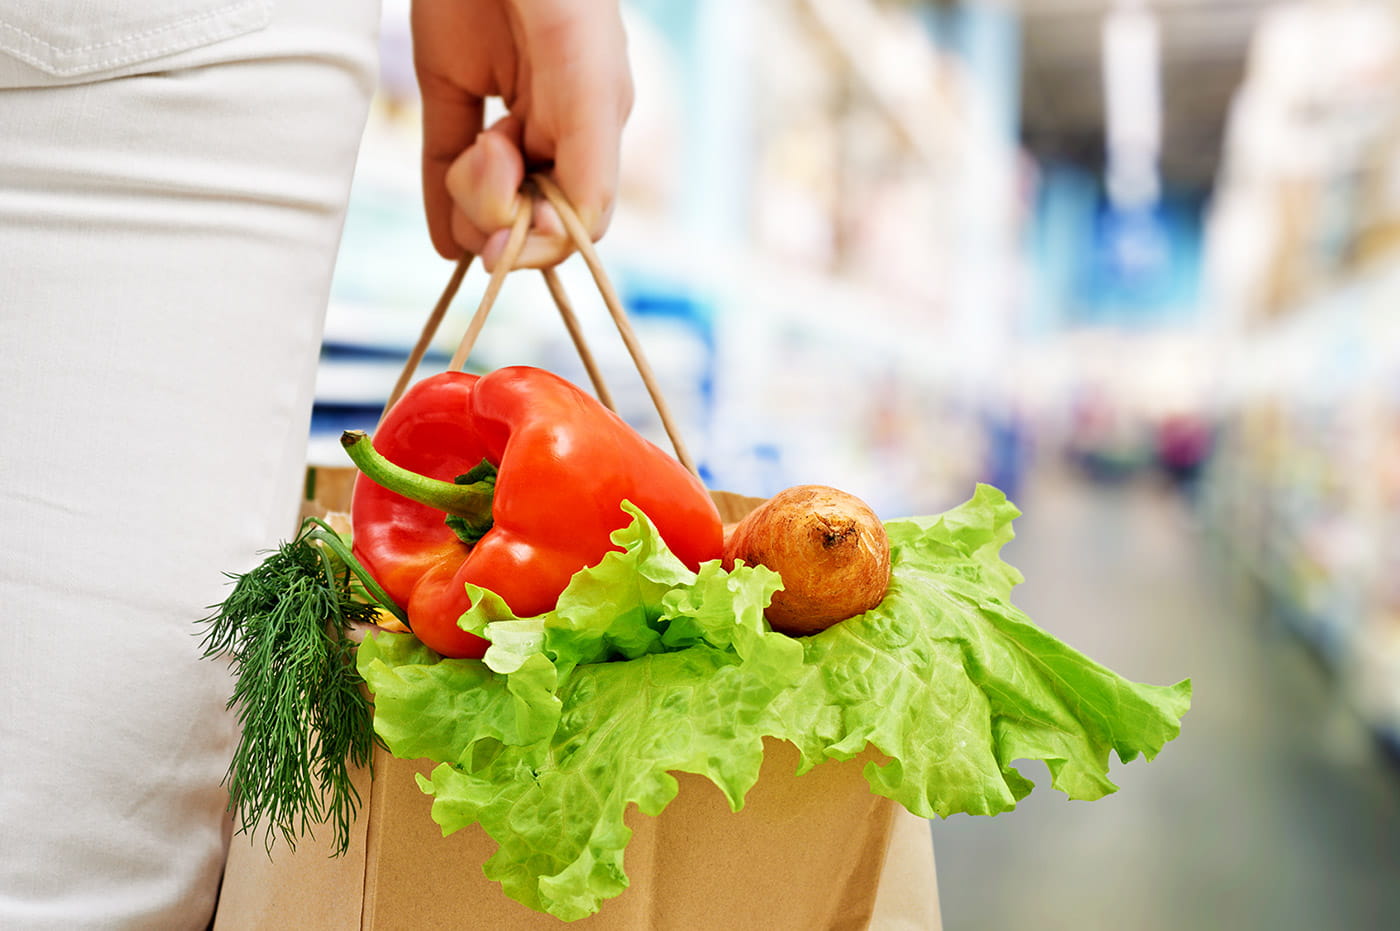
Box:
[926,466,1400,931]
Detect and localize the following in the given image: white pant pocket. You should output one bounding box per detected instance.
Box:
[0,0,271,79]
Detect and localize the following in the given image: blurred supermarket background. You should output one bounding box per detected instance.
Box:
[318,1,1400,927]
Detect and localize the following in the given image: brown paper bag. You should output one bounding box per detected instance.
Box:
[215,738,911,929]
[215,178,939,927]
[217,475,940,929]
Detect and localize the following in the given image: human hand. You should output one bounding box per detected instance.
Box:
[413,0,634,269]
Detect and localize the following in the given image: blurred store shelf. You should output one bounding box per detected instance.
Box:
[1199,0,1400,753]
[1202,261,1400,749]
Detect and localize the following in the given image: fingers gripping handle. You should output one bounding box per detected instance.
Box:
[377,178,699,478]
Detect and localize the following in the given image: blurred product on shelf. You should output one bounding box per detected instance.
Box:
[1154,412,1214,495]
[1352,117,1400,270]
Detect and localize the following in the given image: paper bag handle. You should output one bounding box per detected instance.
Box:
[377,175,698,478]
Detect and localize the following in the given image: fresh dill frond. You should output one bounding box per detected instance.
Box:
[200,519,393,856]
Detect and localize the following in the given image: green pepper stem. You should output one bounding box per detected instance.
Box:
[340,430,495,527]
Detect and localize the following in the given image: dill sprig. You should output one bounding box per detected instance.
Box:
[200,517,405,856]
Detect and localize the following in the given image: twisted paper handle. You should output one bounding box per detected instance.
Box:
[379,176,697,477]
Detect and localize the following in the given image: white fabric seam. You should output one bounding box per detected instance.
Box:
[0,0,263,75]
[0,1,259,54]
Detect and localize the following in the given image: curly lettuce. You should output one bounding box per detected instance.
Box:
[356,488,1190,921]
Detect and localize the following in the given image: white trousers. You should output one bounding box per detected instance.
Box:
[0,1,379,927]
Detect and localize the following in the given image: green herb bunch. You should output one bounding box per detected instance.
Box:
[200,517,405,856]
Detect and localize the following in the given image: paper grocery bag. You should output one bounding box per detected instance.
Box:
[213,470,940,929]
[214,737,938,930]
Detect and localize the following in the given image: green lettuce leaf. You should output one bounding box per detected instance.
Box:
[356,486,1190,922]
[760,484,1192,817]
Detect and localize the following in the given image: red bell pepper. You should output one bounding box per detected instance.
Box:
[341,365,724,658]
